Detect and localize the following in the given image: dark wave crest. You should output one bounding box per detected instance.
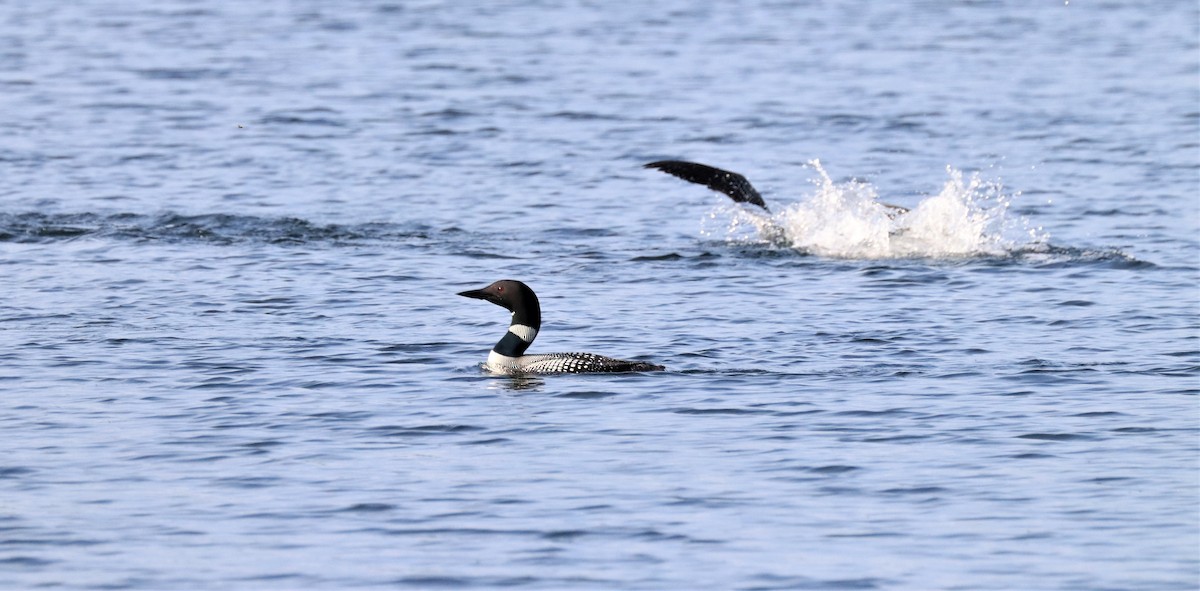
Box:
[0,212,430,246]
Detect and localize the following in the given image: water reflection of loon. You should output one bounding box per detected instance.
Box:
[644,160,908,216]
[458,279,665,375]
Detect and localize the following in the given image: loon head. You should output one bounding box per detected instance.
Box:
[457,279,542,328]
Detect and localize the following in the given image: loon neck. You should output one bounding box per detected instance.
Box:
[509,295,540,329]
[493,315,540,358]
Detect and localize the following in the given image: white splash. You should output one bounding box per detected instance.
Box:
[704,160,1046,259]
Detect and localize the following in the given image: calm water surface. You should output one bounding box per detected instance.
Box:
[1,1,1197,590]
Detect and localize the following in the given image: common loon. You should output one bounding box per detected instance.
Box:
[458,279,665,375]
[644,160,908,215]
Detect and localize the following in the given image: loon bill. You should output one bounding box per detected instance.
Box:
[644,160,909,215]
[458,279,665,375]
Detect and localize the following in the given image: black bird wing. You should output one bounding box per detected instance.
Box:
[644,160,769,211]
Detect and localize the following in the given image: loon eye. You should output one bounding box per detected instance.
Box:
[496,286,504,292]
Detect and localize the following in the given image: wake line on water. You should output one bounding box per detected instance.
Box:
[703,160,1048,260]
[0,212,430,245]
[0,172,1147,268]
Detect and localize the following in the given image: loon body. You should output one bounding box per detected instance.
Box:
[644,160,908,215]
[458,280,664,375]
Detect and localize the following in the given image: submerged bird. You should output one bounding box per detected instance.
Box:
[644,160,908,215]
[458,279,665,375]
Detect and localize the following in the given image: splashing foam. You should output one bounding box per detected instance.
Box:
[707,160,1046,259]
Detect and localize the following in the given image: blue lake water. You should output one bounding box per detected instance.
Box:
[1,1,1197,589]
